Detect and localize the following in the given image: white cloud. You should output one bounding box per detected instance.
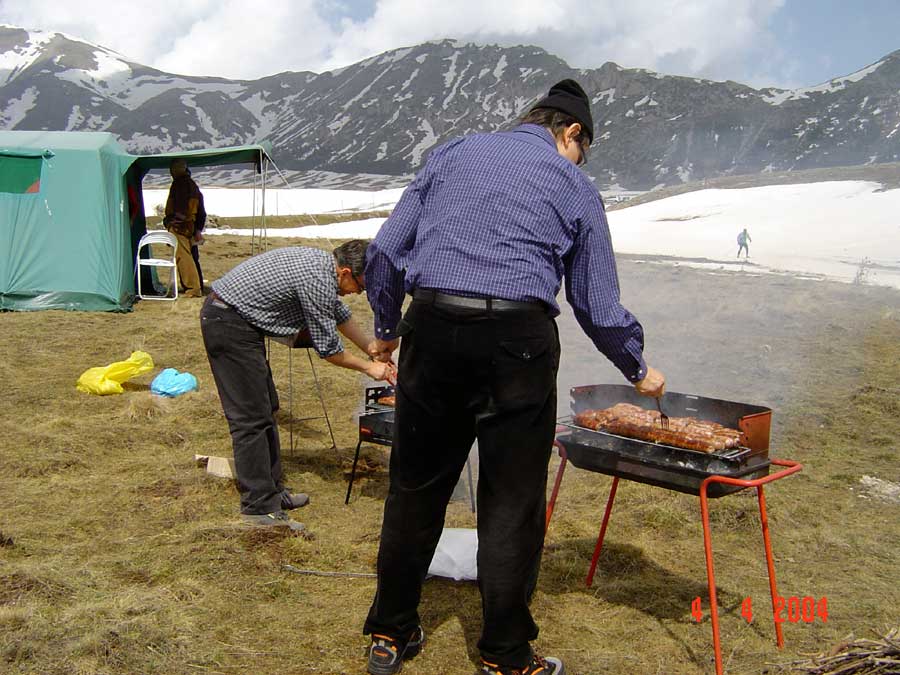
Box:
[326,0,787,82]
[1,0,790,85]
[0,0,338,79]
[153,1,337,79]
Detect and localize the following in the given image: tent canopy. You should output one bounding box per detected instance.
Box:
[0,130,271,312]
[130,142,272,173]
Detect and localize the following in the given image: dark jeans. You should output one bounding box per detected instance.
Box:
[200,299,284,514]
[364,298,560,668]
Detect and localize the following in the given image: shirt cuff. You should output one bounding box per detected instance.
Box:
[373,313,400,339]
[626,354,649,383]
[375,325,395,339]
[313,335,345,359]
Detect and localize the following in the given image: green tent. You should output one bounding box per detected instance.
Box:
[0,131,271,311]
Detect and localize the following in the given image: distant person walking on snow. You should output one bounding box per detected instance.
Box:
[737,228,751,258]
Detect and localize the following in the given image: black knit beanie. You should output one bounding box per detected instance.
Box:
[532,79,594,144]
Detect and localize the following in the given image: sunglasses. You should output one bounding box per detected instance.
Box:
[577,135,591,167]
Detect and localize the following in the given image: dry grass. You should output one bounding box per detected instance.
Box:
[775,627,899,674]
[146,210,393,231]
[1,228,898,674]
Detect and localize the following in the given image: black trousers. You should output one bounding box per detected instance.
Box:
[364,298,560,668]
[200,299,284,514]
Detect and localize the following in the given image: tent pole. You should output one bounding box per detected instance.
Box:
[261,158,269,251]
[251,166,259,255]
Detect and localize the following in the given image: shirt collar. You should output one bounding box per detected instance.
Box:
[510,123,557,149]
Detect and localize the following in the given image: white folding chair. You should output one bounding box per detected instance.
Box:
[135,230,178,300]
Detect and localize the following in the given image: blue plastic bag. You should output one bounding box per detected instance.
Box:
[150,368,198,397]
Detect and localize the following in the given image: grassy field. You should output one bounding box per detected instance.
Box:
[1,229,897,675]
[145,210,393,231]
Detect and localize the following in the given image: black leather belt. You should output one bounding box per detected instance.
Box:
[413,289,546,313]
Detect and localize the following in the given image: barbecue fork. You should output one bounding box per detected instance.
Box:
[655,396,670,429]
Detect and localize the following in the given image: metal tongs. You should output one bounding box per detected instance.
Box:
[655,396,670,429]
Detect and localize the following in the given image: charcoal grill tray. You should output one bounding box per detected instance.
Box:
[358,386,395,446]
[561,384,773,497]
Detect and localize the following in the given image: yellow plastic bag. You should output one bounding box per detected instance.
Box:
[76,351,155,395]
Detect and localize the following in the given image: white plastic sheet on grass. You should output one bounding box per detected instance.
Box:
[427,528,478,581]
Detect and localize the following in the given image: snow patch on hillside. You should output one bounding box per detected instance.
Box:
[761,58,887,106]
[240,92,279,140]
[492,55,507,80]
[408,119,437,166]
[0,86,38,127]
[0,28,55,83]
[443,51,460,88]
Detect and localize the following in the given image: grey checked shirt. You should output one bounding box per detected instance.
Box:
[212,247,352,358]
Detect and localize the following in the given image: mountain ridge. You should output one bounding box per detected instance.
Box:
[2,25,899,189]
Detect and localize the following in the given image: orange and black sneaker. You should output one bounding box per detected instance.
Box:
[367,625,425,675]
[477,654,565,675]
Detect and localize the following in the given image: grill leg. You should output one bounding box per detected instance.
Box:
[306,348,337,450]
[586,476,619,588]
[545,439,568,532]
[345,440,363,505]
[700,483,724,675]
[758,485,785,648]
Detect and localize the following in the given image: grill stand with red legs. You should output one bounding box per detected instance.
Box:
[545,385,804,675]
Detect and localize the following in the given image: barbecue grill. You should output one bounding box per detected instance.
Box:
[545,384,803,675]
[556,384,772,497]
[358,385,396,446]
[346,385,477,508]
[345,385,395,504]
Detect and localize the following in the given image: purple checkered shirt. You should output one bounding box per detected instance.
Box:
[365,124,647,382]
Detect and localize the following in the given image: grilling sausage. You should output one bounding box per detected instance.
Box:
[574,403,743,453]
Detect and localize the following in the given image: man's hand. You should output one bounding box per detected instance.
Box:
[365,360,397,385]
[634,366,665,398]
[367,338,399,363]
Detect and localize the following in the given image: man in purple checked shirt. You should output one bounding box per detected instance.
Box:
[361,79,666,675]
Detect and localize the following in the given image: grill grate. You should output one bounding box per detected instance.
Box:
[560,384,773,497]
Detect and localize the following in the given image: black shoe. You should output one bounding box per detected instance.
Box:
[477,654,564,675]
[367,625,425,675]
[280,489,310,510]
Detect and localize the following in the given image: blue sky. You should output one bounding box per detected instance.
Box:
[768,0,900,86]
[0,0,896,87]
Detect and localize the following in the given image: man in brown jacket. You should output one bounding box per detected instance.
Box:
[164,158,203,297]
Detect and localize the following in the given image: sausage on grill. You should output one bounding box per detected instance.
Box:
[574,403,743,453]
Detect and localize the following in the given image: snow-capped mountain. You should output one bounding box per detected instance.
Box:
[2,24,899,189]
